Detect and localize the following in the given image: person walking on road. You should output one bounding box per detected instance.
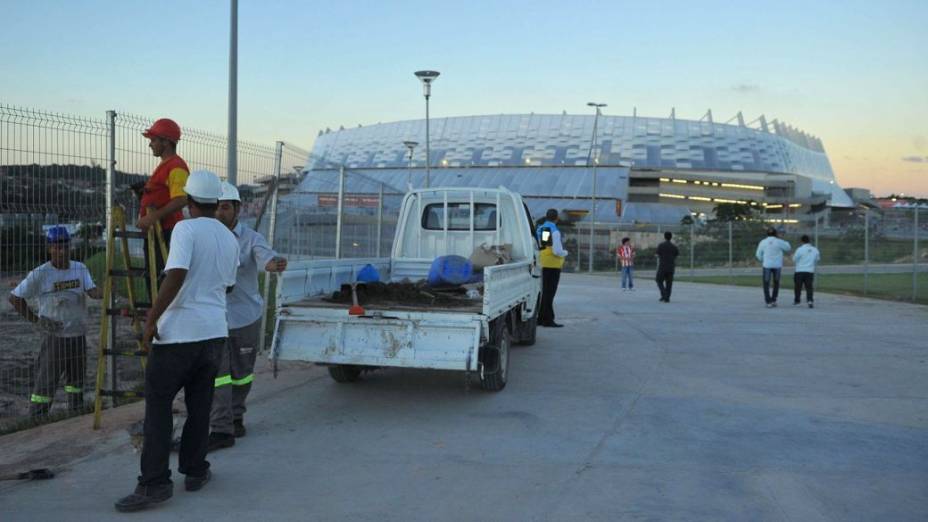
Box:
[136,118,190,273]
[207,182,288,450]
[617,237,635,291]
[655,231,679,303]
[755,227,792,308]
[536,209,568,327]
[8,226,102,417]
[792,234,820,308]
[116,170,239,513]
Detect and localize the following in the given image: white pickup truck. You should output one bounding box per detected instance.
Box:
[271,187,542,391]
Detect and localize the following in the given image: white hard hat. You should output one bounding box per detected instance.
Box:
[184,170,222,203]
[219,181,241,203]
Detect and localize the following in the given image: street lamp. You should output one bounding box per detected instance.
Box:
[586,102,606,273]
[403,140,418,189]
[414,70,440,188]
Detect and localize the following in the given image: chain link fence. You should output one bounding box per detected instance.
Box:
[568,208,926,304]
[0,103,303,432]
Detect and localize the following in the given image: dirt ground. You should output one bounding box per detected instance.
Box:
[324,281,483,308]
[0,276,141,432]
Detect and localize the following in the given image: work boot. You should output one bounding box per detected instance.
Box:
[114,483,173,512]
[207,432,235,452]
[233,419,246,438]
[185,469,211,492]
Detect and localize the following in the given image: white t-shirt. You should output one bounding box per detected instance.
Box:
[155,218,239,344]
[11,261,96,337]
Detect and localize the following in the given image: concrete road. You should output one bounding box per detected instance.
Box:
[2,275,927,521]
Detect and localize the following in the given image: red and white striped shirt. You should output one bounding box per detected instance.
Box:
[617,244,635,267]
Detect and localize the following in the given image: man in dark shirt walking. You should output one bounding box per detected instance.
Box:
[655,231,679,303]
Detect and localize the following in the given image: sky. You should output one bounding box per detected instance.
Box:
[2,0,926,197]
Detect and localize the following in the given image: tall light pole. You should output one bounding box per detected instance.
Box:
[227,0,238,185]
[414,70,440,188]
[586,102,606,273]
[403,140,418,189]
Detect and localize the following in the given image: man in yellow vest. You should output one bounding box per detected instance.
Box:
[535,209,569,327]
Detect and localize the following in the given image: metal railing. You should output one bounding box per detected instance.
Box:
[0,103,302,431]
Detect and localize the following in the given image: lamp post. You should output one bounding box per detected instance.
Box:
[414,70,440,188]
[403,140,418,189]
[586,102,606,273]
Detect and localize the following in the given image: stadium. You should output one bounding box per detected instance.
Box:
[274,111,853,258]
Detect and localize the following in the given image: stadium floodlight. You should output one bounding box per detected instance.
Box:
[403,140,418,188]
[414,70,440,188]
[586,102,607,273]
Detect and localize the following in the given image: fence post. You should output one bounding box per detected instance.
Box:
[728,221,733,281]
[689,221,695,277]
[106,110,117,408]
[335,166,345,259]
[814,213,819,247]
[914,206,920,302]
[377,183,384,257]
[864,208,870,295]
[257,141,283,353]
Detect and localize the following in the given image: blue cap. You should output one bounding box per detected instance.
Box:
[46,226,70,244]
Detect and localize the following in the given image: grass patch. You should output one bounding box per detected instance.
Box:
[84,250,151,301]
[676,272,928,305]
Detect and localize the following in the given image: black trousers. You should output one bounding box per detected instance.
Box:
[139,337,223,487]
[539,268,561,325]
[794,272,814,303]
[656,269,675,301]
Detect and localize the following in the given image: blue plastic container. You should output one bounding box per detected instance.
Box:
[356,264,381,283]
[427,255,473,286]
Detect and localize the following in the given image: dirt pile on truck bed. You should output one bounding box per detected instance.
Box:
[324,281,482,308]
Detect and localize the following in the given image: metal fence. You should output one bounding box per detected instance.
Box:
[567,208,926,304]
[0,103,306,431]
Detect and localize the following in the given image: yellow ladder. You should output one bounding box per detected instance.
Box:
[92,205,167,429]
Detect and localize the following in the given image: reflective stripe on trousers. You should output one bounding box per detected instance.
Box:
[215,374,253,387]
[31,394,52,403]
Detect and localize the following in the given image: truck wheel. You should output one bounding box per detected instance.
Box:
[480,320,510,391]
[516,300,538,346]
[328,365,362,383]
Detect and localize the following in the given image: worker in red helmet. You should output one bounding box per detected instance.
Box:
[136,118,190,270]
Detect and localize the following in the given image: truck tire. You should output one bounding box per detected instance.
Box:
[328,365,362,383]
[516,299,538,346]
[480,319,510,391]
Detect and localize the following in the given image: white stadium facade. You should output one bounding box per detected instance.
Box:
[301,111,853,227]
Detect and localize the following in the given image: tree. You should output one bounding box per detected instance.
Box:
[712,202,754,222]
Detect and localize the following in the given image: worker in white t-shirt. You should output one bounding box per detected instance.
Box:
[116,170,239,513]
[8,226,102,417]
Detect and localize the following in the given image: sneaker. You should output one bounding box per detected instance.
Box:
[185,469,211,492]
[115,483,173,513]
[766,303,773,308]
[808,302,814,309]
[207,432,235,452]
[548,322,564,328]
[771,302,778,308]
[793,301,800,306]
[233,419,246,438]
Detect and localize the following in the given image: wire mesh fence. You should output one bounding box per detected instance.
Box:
[0,103,302,431]
[568,208,926,305]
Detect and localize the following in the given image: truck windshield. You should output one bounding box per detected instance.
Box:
[422,203,497,231]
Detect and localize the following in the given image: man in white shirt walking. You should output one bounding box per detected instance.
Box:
[116,170,239,512]
[792,234,821,308]
[755,227,791,307]
[208,182,287,450]
[8,226,102,417]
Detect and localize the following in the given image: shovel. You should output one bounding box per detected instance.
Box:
[0,468,55,481]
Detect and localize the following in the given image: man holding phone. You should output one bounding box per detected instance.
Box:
[535,209,569,327]
[208,182,288,449]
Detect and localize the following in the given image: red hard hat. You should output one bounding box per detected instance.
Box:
[142,118,181,143]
